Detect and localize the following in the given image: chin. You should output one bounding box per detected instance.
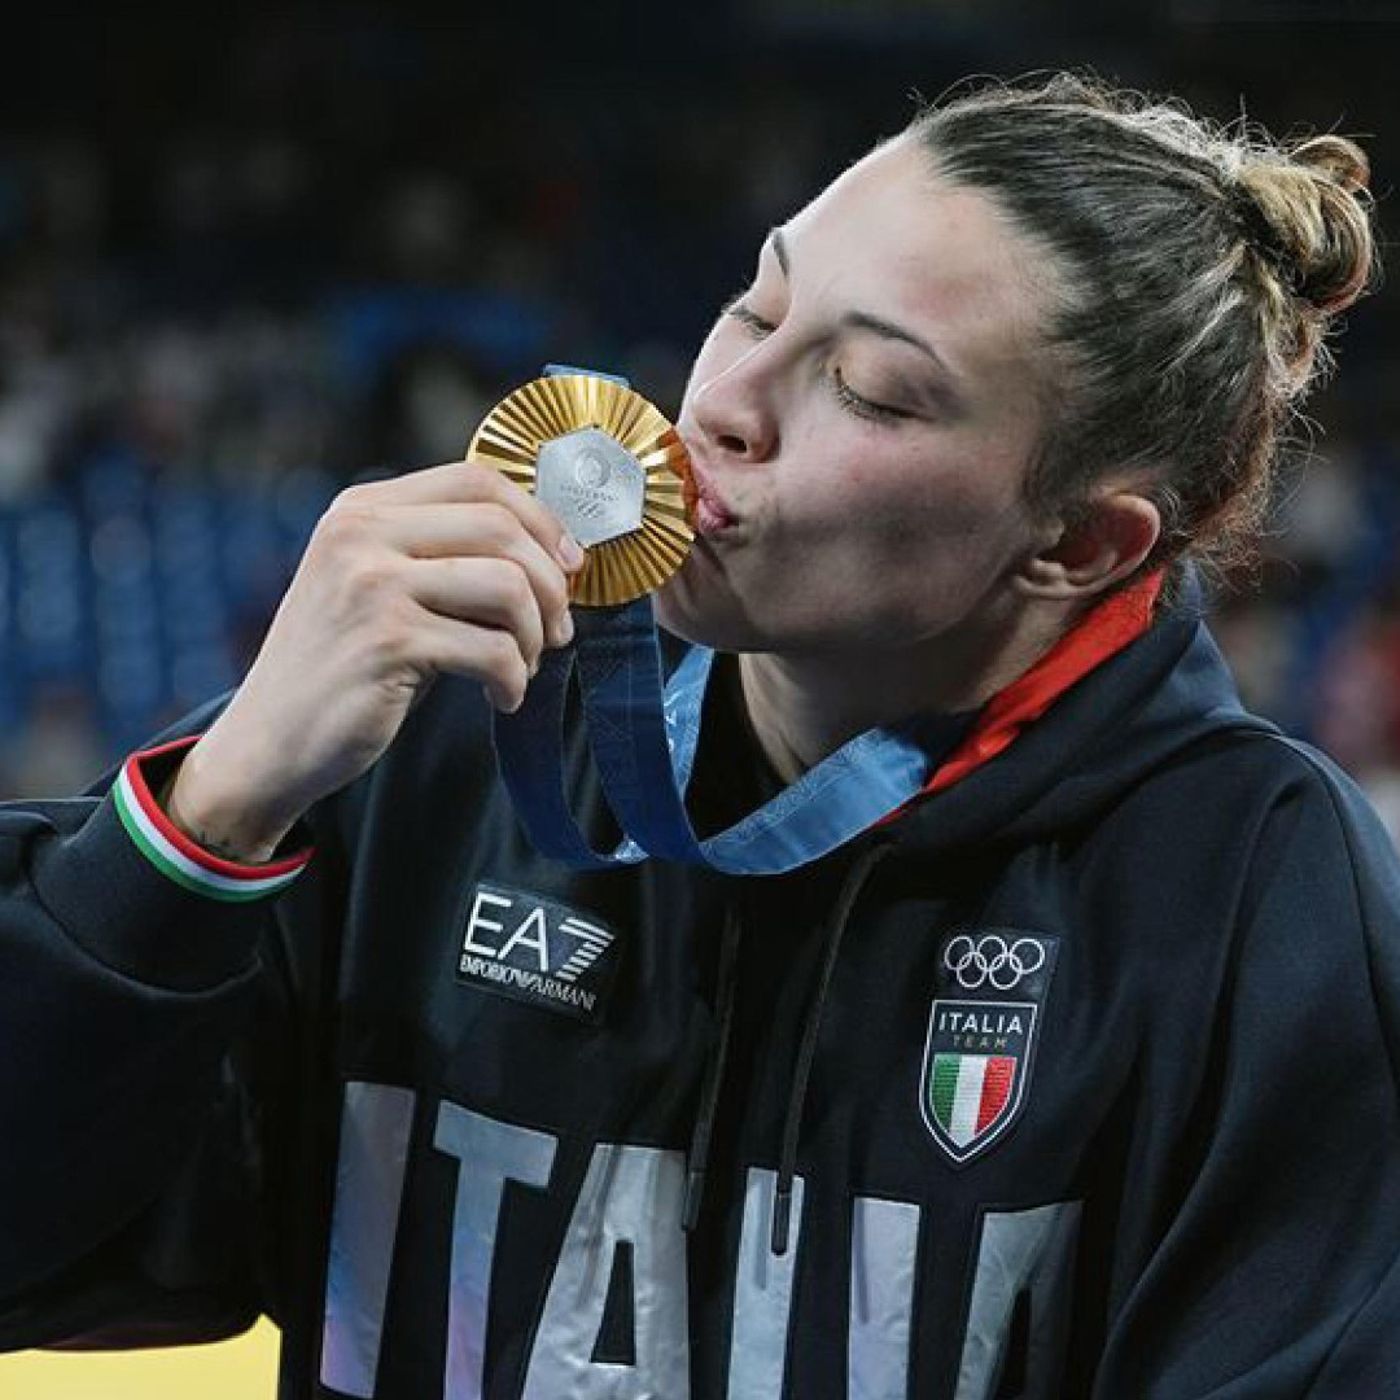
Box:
[655,572,765,653]
[654,587,724,649]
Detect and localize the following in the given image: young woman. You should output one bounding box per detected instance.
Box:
[2,74,1394,1398]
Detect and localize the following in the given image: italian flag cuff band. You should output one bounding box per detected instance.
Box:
[114,739,312,902]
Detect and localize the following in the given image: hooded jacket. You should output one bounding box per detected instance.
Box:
[2,583,1400,1399]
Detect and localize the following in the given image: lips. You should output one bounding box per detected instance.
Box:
[678,444,737,537]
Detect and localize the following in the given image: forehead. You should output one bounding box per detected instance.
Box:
[780,137,1054,381]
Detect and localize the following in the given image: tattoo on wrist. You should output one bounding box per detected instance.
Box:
[158,769,271,865]
[190,826,269,865]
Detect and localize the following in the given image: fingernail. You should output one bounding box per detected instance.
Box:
[558,611,575,644]
[557,534,586,570]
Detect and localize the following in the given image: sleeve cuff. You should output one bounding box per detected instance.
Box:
[113,738,314,903]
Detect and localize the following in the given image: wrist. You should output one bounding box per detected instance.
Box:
[164,735,301,865]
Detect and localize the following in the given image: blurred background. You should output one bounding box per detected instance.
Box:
[0,0,1397,1391]
[0,1,1396,817]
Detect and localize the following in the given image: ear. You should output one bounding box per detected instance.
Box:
[1013,490,1161,601]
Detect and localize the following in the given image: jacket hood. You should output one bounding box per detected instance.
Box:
[890,574,1276,856]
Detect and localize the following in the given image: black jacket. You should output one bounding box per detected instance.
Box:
[3,590,1400,1398]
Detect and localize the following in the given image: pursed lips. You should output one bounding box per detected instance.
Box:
[679,443,739,537]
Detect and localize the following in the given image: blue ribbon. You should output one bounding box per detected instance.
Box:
[492,595,948,873]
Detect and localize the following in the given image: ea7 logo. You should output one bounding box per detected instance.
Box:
[456,882,622,1023]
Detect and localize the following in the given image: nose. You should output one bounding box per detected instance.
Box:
[687,361,779,464]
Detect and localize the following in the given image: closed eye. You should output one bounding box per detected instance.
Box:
[719,295,912,426]
[830,369,909,425]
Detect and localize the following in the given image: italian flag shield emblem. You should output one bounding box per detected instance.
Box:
[921,1000,1038,1164]
[930,1053,1016,1147]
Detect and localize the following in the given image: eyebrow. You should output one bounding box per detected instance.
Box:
[768,227,957,382]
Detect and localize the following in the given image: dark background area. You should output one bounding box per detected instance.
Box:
[0,0,1396,833]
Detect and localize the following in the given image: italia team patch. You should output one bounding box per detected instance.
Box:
[920,930,1060,1165]
[456,881,623,1024]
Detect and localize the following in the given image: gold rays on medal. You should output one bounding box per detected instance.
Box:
[467,373,695,607]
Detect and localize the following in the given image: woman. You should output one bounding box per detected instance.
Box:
[1,73,1395,1398]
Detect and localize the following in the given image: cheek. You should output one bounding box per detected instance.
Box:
[785,431,1022,559]
[890,438,1033,552]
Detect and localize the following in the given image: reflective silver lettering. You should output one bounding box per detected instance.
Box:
[434,1102,559,1400]
[320,1082,417,1398]
[954,1201,1082,1400]
[523,1143,690,1399]
[848,1195,920,1400]
[728,1169,805,1399]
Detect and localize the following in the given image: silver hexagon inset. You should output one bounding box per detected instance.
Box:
[535,428,646,547]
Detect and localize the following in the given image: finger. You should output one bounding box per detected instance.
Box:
[338,462,587,571]
[374,503,575,647]
[413,610,533,714]
[406,556,548,672]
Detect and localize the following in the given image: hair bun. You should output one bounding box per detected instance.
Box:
[1237,134,1375,316]
[1293,133,1371,195]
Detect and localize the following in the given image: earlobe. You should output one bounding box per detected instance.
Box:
[1013,493,1161,601]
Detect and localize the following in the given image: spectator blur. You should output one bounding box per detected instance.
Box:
[0,5,1395,840]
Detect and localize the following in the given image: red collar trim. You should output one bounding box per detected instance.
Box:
[882,571,1164,821]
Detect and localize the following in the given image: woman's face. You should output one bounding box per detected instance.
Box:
[658,135,1062,657]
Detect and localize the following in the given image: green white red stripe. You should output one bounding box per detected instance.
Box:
[114,740,311,902]
[930,1053,1015,1149]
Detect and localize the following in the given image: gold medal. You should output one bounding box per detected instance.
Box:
[467,372,695,607]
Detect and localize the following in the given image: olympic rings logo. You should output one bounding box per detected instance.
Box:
[942,934,1047,991]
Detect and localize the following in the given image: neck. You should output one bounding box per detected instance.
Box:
[737,605,1071,783]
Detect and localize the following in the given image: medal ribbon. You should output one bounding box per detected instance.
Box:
[492,595,948,873]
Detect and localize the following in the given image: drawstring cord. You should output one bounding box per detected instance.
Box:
[771,839,894,1256]
[680,840,895,1251]
[683,902,744,1233]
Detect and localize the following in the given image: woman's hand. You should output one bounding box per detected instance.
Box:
[165,462,584,861]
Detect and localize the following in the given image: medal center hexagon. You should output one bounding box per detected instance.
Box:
[535,428,646,547]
